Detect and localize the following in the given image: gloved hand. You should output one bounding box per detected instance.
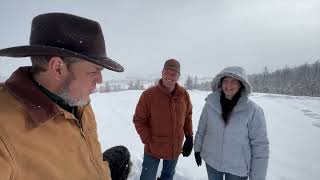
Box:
[103,145,132,180]
[182,135,193,157]
[194,151,202,167]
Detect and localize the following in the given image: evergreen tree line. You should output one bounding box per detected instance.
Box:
[127,80,145,90]
[183,61,320,97]
[99,80,145,93]
[249,61,320,97]
[184,75,211,91]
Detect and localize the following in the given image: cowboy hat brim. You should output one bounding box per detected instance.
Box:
[0,45,124,72]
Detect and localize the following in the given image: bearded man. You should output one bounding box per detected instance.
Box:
[0,13,130,180]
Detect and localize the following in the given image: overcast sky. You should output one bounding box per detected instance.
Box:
[0,0,319,79]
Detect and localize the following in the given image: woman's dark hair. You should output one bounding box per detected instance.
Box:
[220,77,244,125]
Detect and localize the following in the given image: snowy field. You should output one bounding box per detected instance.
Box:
[91,90,320,180]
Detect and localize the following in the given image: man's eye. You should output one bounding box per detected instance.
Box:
[88,71,97,75]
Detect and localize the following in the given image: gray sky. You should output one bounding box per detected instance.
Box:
[0,0,319,79]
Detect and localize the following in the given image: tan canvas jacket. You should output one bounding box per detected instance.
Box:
[0,67,111,180]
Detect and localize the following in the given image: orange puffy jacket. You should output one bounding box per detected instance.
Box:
[133,80,193,160]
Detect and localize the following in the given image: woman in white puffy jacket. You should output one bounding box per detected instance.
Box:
[194,66,269,180]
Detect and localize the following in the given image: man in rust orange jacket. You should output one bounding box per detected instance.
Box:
[133,59,193,180]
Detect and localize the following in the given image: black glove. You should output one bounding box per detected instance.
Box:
[182,135,193,157]
[103,145,132,180]
[194,151,202,167]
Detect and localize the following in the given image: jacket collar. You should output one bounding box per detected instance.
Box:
[34,80,76,115]
[5,66,62,124]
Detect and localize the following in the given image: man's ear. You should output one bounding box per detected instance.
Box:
[47,56,65,80]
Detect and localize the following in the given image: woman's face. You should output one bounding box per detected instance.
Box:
[221,76,241,100]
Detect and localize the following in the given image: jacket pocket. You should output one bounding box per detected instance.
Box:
[200,132,220,163]
[242,146,251,173]
[149,136,170,158]
[222,141,246,169]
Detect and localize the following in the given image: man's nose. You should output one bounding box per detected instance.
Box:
[96,72,103,84]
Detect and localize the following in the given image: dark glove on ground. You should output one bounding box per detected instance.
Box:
[182,135,193,157]
[194,151,202,167]
[103,145,132,180]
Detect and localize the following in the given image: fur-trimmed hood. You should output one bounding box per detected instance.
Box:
[211,66,252,96]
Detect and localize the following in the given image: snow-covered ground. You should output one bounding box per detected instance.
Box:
[91,90,320,180]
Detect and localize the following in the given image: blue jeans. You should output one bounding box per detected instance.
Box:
[206,164,248,180]
[140,154,178,180]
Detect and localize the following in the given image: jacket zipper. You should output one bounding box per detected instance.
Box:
[219,124,226,170]
[74,118,104,180]
[170,97,175,159]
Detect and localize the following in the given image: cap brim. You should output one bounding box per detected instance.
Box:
[0,45,124,72]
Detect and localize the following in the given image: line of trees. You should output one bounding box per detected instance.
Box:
[2,62,317,97]
[127,80,144,90]
[99,80,145,93]
[182,61,320,97]
[184,75,211,90]
[249,61,320,97]
[99,81,122,93]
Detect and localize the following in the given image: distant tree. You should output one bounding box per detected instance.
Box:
[310,61,320,96]
[134,80,144,90]
[194,76,198,90]
[116,84,122,91]
[198,81,211,91]
[185,75,193,90]
[99,81,111,93]
[128,81,134,90]
[127,80,144,90]
[105,81,111,92]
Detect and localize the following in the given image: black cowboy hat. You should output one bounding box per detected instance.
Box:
[0,12,124,72]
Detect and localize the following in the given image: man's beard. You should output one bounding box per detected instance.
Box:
[57,87,89,106]
[57,73,89,107]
